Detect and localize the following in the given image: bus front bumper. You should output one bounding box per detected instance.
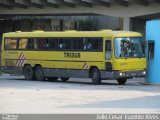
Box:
[100,70,146,80]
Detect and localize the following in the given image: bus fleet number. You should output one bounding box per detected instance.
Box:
[64,52,80,58]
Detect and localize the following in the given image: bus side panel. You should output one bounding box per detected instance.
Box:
[23,51,105,70]
[1,50,23,74]
[43,69,89,78]
[1,50,105,77]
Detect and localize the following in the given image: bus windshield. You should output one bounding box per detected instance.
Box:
[114,37,145,58]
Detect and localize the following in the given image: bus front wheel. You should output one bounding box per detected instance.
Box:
[91,68,101,85]
[117,78,127,85]
[47,77,58,82]
[61,77,69,82]
[35,66,44,81]
[23,65,35,80]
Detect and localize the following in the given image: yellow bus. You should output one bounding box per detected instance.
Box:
[1,30,146,85]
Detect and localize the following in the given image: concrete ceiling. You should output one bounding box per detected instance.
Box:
[0,0,160,18]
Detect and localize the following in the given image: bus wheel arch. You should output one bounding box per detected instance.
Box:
[60,77,69,82]
[23,64,35,80]
[47,77,59,82]
[117,78,127,85]
[89,66,101,85]
[34,64,41,68]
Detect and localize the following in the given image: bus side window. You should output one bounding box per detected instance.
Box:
[19,38,29,50]
[59,39,63,49]
[92,38,103,51]
[32,38,38,49]
[28,39,32,49]
[44,39,49,49]
[39,39,46,49]
[105,40,112,60]
[148,41,154,59]
[84,38,93,50]
[59,38,72,50]
[87,39,92,50]
[73,38,84,50]
[48,38,58,50]
[5,38,17,50]
[64,38,72,49]
[83,38,87,50]
[32,38,47,50]
[84,38,103,51]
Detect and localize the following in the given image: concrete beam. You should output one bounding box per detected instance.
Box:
[154,0,160,3]
[15,0,28,9]
[47,0,75,8]
[0,0,160,18]
[63,0,75,8]
[0,0,13,9]
[134,0,148,6]
[93,0,111,7]
[30,0,46,9]
[113,0,129,7]
[80,0,93,7]
[46,0,60,8]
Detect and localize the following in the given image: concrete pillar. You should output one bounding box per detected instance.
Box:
[51,20,60,31]
[63,20,75,30]
[146,20,160,85]
[123,17,132,31]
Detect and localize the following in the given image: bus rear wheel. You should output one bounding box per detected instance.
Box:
[91,68,101,85]
[35,66,44,81]
[117,78,127,85]
[23,65,35,80]
[61,77,69,82]
[47,77,58,82]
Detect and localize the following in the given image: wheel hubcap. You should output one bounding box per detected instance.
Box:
[92,73,97,80]
[36,68,43,80]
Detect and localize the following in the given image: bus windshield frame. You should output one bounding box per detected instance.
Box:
[114,37,145,58]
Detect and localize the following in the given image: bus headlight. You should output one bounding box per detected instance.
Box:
[119,72,123,76]
[142,71,146,75]
[119,72,125,76]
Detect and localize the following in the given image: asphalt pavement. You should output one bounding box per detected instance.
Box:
[0,75,160,113]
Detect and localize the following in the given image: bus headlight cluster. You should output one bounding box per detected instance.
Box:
[119,72,126,76]
[142,71,146,75]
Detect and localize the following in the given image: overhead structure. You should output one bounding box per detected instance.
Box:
[0,0,160,30]
[0,0,159,17]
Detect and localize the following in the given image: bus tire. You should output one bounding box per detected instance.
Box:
[47,77,58,82]
[23,65,35,80]
[117,78,127,85]
[61,77,69,82]
[35,66,44,81]
[91,68,101,85]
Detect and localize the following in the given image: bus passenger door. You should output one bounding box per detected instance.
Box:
[105,40,112,71]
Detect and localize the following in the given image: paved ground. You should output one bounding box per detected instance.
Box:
[0,75,160,114]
